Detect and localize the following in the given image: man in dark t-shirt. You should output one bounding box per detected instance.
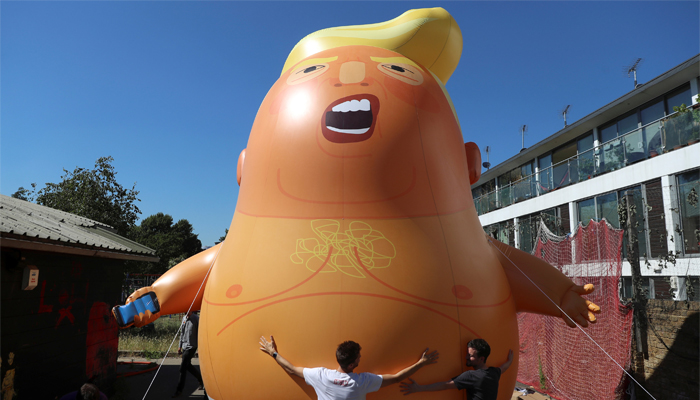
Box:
[400,339,513,400]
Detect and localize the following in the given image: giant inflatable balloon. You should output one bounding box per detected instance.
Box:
[116,8,599,400]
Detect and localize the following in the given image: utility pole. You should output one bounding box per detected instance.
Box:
[626,192,648,393]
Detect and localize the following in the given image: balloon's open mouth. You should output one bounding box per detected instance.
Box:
[322,94,380,143]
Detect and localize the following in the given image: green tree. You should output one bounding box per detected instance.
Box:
[129,212,202,274]
[11,183,37,202]
[219,228,229,243]
[33,156,140,236]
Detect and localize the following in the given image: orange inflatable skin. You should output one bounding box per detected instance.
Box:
[124,45,599,400]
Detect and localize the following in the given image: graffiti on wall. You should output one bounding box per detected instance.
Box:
[85,302,118,381]
[37,262,89,329]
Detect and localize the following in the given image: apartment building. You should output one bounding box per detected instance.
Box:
[471,54,700,301]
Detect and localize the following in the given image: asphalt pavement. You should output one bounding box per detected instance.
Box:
[115,356,206,400]
[114,357,545,400]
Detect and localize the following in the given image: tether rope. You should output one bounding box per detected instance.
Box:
[487,238,657,400]
[140,244,223,400]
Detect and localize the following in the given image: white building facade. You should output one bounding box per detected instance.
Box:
[472,55,700,301]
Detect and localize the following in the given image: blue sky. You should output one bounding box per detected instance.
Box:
[2,1,698,247]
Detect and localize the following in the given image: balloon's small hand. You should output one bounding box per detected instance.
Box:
[560,284,600,328]
[120,287,161,328]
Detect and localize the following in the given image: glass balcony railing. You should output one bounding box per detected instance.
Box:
[473,106,700,215]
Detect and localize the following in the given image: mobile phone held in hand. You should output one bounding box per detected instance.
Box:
[112,291,160,328]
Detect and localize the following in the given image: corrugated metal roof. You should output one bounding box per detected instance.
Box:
[0,194,156,257]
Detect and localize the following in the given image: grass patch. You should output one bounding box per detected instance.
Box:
[538,355,547,391]
[118,313,185,356]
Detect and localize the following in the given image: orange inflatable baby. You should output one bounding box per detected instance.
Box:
[116,8,600,400]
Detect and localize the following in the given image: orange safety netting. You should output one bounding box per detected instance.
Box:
[517,219,633,400]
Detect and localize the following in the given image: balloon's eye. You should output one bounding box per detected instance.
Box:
[376,63,424,86]
[304,66,322,73]
[288,64,330,85]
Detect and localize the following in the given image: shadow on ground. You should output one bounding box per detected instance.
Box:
[113,357,206,400]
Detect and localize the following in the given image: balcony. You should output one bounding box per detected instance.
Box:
[474,106,700,215]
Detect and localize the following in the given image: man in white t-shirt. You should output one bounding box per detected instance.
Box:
[259,336,438,400]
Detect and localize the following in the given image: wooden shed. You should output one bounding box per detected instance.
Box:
[0,194,158,399]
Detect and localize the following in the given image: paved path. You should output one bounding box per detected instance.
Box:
[116,358,549,400]
[116,357,206,400]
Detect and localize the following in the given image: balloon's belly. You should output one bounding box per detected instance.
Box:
[198,212,519,400]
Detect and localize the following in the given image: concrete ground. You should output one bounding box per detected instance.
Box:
[115,356,550,400]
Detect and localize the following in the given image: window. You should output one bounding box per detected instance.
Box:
[518,209,558,254]
[620,188,649,260]
[600,112,640,141]
[578,198,596,227]
[598,115,634,173]
[620,277,633,299]
[640,99,665,156]
[577,133,594,153]
[597,192,619,227]
[498,171,511,187]
[519,216,536,254]
[666,85,692,114]
[689,277,700,302]
[521,161,534,177]
[551,142,576,189]
[538,154,552,194]
[497,221,511,246]
[641,99,664,125]
[617,113,639,136]
[484,223,497,238]
[576,133,595,181]
[485,221,515,246]
[577,187,648,259]
[619,277,655,300]
[513,161,536,203]
[600,122,618,144]
[552,141,577,164]
[677,169,700,255]
[498,172,513,208]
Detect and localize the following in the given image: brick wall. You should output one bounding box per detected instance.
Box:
[630,299,699,400]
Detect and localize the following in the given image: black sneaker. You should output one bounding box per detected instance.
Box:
[172,391,182,398]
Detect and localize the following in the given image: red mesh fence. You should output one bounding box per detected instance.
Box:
[517,219,633,400]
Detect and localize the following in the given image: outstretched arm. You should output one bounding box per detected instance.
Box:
[488,236,600,327]
[114,243,222,328]
[259,336,305,378]
[499,350,514,373]
[380,349,439,388]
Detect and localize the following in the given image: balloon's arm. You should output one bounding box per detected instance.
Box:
[488,236,600,328]
[112,242,222,328]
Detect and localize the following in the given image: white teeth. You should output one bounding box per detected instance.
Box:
[326,127,370,135]
[331,99,371,113]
